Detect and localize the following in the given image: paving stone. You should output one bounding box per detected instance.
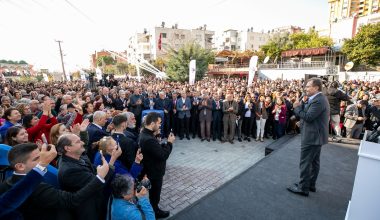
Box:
[159,137,273,216]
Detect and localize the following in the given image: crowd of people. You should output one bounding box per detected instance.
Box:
[0,76,379,219]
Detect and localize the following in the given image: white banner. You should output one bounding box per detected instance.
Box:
[42,73,49,82]
[248,56,258,86]
[189,60,196,85]
[96,67,102,80]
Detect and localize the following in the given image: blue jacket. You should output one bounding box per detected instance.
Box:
[0,169,43,219]
[0,144,59,188]
[176,97,192,119]
[111,197,155,220]
[0,121,14,140]
[93,153,142,178]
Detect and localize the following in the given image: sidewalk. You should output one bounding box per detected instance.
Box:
[160,137,274,216]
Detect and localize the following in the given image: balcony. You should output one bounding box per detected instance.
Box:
[208,64,249,76]
[259,61,334,69]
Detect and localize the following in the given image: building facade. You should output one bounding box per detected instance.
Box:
[328,0,379,22]
[215,29,270,51]
[328,0,380,43]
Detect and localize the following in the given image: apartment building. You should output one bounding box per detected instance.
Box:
[215,29,269,51]
[328,0,379,22]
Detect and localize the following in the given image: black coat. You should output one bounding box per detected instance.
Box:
[0,172,104,220]
[58,154,114,220]
[139,128,172,180]
[87,123,109,162]
[326,88,351,115]
[114,98,128,111]
[112,133,138,170]
[101,95,114,108]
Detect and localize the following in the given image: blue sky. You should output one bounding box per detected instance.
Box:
[0,0,329,71]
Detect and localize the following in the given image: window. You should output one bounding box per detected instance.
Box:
[162,33,167,38]
[231,45,236,50]
[181,34,185,39]
[175,34,179,39]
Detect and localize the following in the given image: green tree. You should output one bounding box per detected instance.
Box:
[18,60,28,64]
[260,32,291,58]
[116,62,128,75]
[290,28,333,49]
[166,42,214,82]
[96,56,115,66]
[260,29,333,59]
[342,23,380,67]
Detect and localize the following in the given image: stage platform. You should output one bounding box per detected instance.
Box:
[171,136,359,220]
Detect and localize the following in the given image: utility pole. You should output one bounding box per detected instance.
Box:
[55,40,67,81]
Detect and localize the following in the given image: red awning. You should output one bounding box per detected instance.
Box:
[281,47,329,57]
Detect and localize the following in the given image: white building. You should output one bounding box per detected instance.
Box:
[215,29,270,51]
[127,32,152,62]
[150,25,214,60]
[329,12,380,44]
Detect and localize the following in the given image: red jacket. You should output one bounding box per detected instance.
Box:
[27,115,58,143]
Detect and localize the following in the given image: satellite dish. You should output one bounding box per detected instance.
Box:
[344,61,354,71]
[263,56,270,64]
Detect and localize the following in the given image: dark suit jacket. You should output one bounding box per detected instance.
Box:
[58,154,113,220]
[101,95,113,108]
[0,170,104,220]
[154,98,172,113]
[114,98,127,111]
[112,133,138,170]
[294,93,330,146]
[139,128,172,180]
[212,99,223,120]
[0,169,43,219]
[86,123,109,161]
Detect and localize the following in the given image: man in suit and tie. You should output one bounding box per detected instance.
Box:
[176,91,191,140]
[155,91,173,138]
[86,111,111,162]
[101,87,113,108]
[114,90,128,111]
[212,94,223,141]
[287,78,330,197]
[222,93,238,144]
[170,92,179,136]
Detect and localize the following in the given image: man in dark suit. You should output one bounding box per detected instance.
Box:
[57,133,116,220]
[199,93,213,141]
[143,92,156,110]
[190,91,201,138]
[114,90,128,111]
[0,142,110,220]
[287,78,330,197]
[140,112,175,219]
[101,87,113,108]
[154,91,173,138]
[176,91,192,140]
[86,111,110,162]
[128,88,144,130]
[212,94,223,141]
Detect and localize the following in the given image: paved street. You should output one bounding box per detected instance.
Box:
[159,137,274,217]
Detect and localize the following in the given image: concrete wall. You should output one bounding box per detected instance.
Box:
[257,69,329,80]
[257,69,380,82]
[338,71,380,82]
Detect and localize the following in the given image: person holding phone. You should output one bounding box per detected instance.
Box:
[93,136,143,178]
[139,112,175,218]
[0,142,111,220]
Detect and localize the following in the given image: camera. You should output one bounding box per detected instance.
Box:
[135,178,151,193]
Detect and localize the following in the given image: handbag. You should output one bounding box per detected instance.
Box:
[344,118,356,129]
